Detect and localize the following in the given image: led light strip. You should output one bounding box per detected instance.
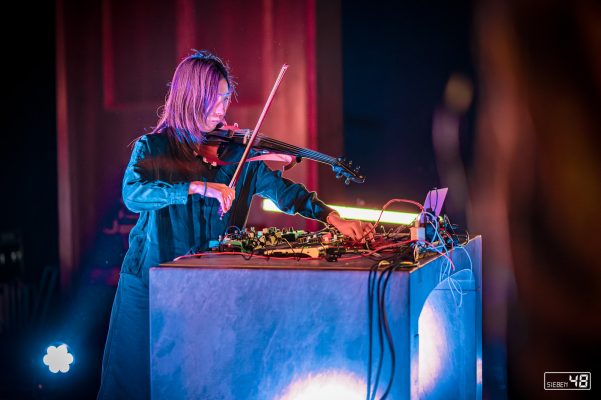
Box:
[261,199,417,225]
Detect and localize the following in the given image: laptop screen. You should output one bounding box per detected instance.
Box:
[423,187,448,217]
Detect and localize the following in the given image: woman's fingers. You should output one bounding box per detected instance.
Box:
[221,188,236,212]
[329,217,375,242]
[344,221,362,242]
[354,223,364,241]
[356,221,374,242]
[363,222,375,241]
[203,183,236,212]
[352,221,374,242]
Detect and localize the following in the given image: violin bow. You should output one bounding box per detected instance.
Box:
[220,64,289,217]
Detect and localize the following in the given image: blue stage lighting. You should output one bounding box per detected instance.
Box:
[43,343,74,373]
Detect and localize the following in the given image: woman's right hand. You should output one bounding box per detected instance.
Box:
[189,181,236,212]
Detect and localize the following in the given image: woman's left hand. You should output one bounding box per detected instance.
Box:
[326,212,374,242]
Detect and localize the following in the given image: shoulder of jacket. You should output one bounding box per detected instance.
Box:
[135,132,169,151]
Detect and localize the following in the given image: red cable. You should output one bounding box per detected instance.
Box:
[356,198,424,243]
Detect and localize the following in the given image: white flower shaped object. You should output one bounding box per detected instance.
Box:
[43,344,74,373]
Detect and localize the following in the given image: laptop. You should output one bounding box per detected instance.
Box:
[421,187,448,222]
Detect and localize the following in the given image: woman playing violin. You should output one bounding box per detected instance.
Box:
[98,50,372,398]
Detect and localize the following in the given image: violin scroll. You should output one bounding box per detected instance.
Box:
[333,157,365,184]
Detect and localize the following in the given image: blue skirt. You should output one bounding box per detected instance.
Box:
[98,273,149,399]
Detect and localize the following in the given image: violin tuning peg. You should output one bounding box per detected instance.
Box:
[348,160,353,166]
[335,173,342,179]
[355,166,361,172]
[345,178,351,185]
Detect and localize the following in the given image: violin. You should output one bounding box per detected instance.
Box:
[205,126,365,185]
[215,64,362,219]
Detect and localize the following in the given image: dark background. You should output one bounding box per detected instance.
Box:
[0,0,559,399]
[342,1,475,204]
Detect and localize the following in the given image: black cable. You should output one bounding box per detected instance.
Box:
[241,249,255,261]
[366,262,377,400]
[370,264,390,400]
[380,265,397,399]
[280,238,297,258]
[296,242,310,261]
[363,260,403,400]
[225,225,242,235]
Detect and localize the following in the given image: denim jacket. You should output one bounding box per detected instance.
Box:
[120,132,334,283]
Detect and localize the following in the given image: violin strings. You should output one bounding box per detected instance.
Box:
[212,130,331,163]
[229,132,362,180]
[268,142,333,164]
[233,133,331,162]
[234,133,338,165]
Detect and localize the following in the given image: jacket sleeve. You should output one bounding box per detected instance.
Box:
[253,161,335,223]
[122,136,190,213]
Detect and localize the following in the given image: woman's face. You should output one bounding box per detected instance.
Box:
[201,78,231,132]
